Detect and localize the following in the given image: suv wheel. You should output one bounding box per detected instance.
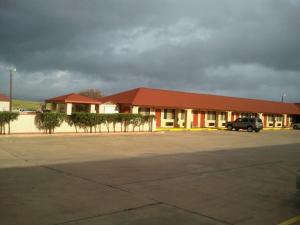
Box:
[247,126,253,132]
[255,129,260,133]
[227,125,233,130]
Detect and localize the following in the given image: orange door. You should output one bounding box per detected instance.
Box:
[193,111,198,127]
[264,114,267,127]
[200,112,205,128]
[231,112,234,121]
[155,109,161,128]
[236,113,240,119]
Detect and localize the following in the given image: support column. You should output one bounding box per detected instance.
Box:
[226,111,232,122]
[90,104,96,113]
[215,112,221,128]
[283,114,287,127]
[66,103,72,115]
[131,106,139,114]
[185,109,192,129]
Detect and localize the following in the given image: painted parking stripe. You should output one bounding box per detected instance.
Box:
[278,215,300,225]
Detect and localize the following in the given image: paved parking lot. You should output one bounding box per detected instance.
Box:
[0,130,300,225]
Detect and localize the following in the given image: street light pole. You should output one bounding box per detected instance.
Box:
[281,92,286,103]
[9,70,12,112]
[8,68,16,134]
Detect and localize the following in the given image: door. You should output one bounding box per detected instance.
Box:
[155,109,161,128]
[193,110,198,127]
[200,111,205,128]
[263,114,267,127]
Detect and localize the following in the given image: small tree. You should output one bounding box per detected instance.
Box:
[35,112,65,134]
[0,112,19,135]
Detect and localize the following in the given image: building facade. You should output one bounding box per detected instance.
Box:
[0,92,9,111]
[100,87,300,130]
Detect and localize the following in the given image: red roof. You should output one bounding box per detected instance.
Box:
[45,93,101,104]
[100,87,300,115]
[0,92,9,102]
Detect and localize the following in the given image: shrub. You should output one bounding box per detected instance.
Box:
[35,112,65,134]
[0,112,19,135]
[67,113,155,133]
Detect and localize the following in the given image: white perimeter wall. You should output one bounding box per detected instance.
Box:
[0,101,9,111]
[7,114,152,134]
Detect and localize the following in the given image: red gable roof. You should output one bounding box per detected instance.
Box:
[0,92,9,102]
[101,87,300,115]
[45,93,101,104]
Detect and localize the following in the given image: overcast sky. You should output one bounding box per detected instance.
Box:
[0,0,300,102]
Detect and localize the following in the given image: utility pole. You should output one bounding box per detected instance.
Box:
[281,93,286,102]
[8,68,16,134]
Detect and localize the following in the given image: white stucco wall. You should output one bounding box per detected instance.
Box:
[7,114,152,134]
[99,103,118,114]
[0,101,9,111]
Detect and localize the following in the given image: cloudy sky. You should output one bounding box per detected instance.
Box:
[0,0,300,102]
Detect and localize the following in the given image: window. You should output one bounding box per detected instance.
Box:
[241,118,249,122]
[181,110,185,120]
[207,112,216,120]
[268,115,274,122]
[165,122,174,126]
[276,116,283,122]
[164,109,175,119]
[138,107,150,115]
[237,118,243,122]
[220,112,226,120]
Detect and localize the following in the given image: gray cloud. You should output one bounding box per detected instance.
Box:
[0,0,299,102]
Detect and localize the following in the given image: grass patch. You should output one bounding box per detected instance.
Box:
[12,99,42,110]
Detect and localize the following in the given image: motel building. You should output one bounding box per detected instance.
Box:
[45,93,118,115]
[100,87,300,130]
[0,92,10,111]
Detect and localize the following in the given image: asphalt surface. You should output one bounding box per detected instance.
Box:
[0,130,300,225]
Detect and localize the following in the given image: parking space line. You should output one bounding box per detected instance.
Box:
[278,215,300,225]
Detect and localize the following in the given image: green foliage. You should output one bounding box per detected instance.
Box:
[67,113,155,133]
[0,112,19,135]
[12,99,42,110]
[35,112,65,134]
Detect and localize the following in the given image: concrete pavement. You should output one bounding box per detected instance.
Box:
[0,130,300,225]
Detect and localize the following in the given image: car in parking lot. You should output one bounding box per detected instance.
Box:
[292,123,300,130]
[226,117,263,132]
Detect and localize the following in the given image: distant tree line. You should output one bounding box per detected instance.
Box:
[78,88,103,99]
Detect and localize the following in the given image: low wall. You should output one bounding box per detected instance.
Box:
[6,114,152,134]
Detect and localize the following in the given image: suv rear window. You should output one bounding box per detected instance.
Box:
[249,118,255,122]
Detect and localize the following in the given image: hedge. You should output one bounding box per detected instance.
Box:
[68,113,155,133]
[35,112,65,134]
[0,112,19,135]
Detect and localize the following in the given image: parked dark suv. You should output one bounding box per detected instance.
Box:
[226,117,263,132]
